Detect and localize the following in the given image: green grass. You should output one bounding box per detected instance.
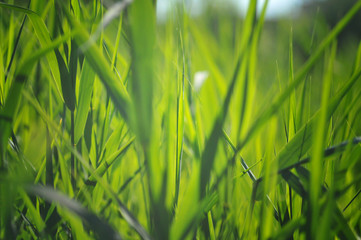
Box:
[1,0,361,239]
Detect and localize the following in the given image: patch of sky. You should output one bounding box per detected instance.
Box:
[156,0,307,21]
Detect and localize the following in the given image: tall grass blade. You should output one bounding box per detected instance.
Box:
[74,59,96,144]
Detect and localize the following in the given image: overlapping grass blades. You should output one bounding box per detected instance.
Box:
[1,0,361,239]
[237,0,361,151]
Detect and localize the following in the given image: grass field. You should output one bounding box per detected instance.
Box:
[1,0,361,239]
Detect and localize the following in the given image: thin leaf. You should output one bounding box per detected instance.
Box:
[26,185,122,240]
[74,59,96,144]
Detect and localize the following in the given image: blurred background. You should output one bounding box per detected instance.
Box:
[157,0,360,41]
[155,0,361,113]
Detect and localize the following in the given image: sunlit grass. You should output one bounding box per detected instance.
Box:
[1,0,361,239]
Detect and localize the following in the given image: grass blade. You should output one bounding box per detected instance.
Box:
[26,185,122,240]
[74,59,96,144]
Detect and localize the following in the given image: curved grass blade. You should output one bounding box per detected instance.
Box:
[4,1,29,83]
[200,56,241,198]
[277,136,361,174]
[84,136,135,185]
[26,185,122,240]
[255,135,361,200]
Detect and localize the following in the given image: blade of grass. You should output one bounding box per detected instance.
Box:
[74,59,96,144]
[343,188,361,212]
[4,0,29,83]
[288,28,297,138]
[174,29,185,208]
[309,40,336,238]
[277,136,361,174]
[200,56,241,198]
[271,217,305,240]
[82,137,134,185]
[26,185,122,240]
[55,50,75,111]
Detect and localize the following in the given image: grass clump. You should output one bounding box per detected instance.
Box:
[1,0,361,239]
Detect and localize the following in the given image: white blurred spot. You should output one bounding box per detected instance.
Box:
[194,71,209,92]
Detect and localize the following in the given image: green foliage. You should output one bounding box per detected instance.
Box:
[1,0,361,239]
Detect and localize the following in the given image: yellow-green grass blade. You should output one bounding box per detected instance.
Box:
[199,0,264,199]
[309,40,336,238]
[74,59,96,144]
[79,137,134,190]
[237,0,268,142]
[175,30,185,208]
[207,211,216,240]
[199,56,241,198]
[259,117,278,240]
[288,28,297,139]
[128,1,169,237]
[128,0,155,146]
